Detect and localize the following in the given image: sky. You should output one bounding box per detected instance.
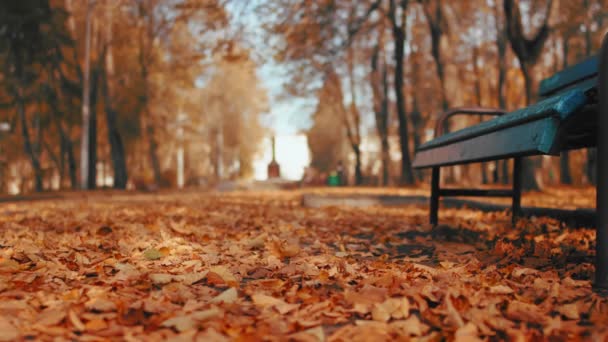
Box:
[227,1,315,136]
[220,1,315,180]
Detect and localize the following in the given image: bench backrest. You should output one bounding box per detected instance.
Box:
[539,56,598,97]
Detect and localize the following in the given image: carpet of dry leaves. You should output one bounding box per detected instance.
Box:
[0,189,605,341]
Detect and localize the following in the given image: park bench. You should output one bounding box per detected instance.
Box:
[412,33,607,289]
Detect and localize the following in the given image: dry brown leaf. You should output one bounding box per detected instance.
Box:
[150,273,173,285]
[85,318,108,331]
[251,293,299,314]
[37,307,66,326]
[557,303,580,320]
[0,317,19,341]
[390,315,428,336]
[454,322,482,342]
[162,315,196,332]
[208,266,238,286]
[489,285,514,295]
[174,271,208,285]
[506,301,548,324]
[191,307,223,321]
[211,288,238,304]
[68,310,85,332]
[288,326,325,342]
[85,298,117,312]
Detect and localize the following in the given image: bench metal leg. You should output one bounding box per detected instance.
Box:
[596,33,608,289]
[512,157,522,225]
[430,167,440,225]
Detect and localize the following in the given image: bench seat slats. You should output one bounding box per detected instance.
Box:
[412,117,561,167]
[539,56,598,96]
[416,86,592,153]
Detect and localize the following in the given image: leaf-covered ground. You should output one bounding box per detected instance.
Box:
[0,190,605,341]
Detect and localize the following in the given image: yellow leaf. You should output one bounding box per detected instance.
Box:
[144,248,163,260]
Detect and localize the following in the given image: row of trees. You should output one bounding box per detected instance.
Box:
[260,0,607,188]
[0,0,268,193]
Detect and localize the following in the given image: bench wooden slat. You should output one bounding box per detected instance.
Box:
[413,117,561,167]
[415,87,591,154]
[539,56,598,96]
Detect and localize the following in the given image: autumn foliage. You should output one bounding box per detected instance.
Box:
[0,190,605,340]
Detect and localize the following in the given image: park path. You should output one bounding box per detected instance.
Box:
[0,190,605,341]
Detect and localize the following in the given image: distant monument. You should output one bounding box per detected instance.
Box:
[267,136,281,179]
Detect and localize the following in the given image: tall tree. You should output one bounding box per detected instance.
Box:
[494,0,510,185]
[345,47,363,185]
[371,32,391,186]
[0,0,68,191]
[504,0,553,190]
[388,0,415,185]
[101,5,128,189]
[80,0,94,189]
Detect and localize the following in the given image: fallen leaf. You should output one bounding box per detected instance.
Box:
[208,266,237,286]
[162,315,196,332]
[0,259,20,273]
[68,310,85,331]
[489,285,514,295]
[150,273,173,285]
[558,303,580,320]
[288,326,325,342]
[211,288,238,304]
[37,307,66,326]
[85,318,108,331]
[85,298,117,312]
[96,226,113,235]
[247,234,267,249]
[454,322,482,342]
[0,317,18,341]
[506,301,547,324]
[197,328,230,342]
[191,307,223,321]
[175,271,208,285]
[144,248,163,260]
[252,293,299,314]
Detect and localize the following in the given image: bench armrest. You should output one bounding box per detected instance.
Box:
[435,107,507,138]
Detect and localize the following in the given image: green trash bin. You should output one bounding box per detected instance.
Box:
[327,172,340,186]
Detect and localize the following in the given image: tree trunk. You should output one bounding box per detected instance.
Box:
[101,57,128,189]
[87,67,99,189]
[495,2,508,185]
[560,151,572,184]
[380,136,390,186]
[16,68,43,192]
[389,0,414,185]
[501,159,509,184]
[147,122,162,186]
[102,4,128,189]
[519,62,541,190]
[371,41,391,186]
[473,47,488,184]
[80,0,93,189]
[65,137,77,189]
[503,0,552,191]
[354,145,362,185]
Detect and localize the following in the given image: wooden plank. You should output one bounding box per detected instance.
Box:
[438,189,513,197]
[413,117,560,168]
[417,88,589,152]
[539,56,598,97]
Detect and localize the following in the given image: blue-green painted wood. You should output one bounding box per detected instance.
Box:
[417,88,590,152]
[413,117,560,168]
[539,55,598,96]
